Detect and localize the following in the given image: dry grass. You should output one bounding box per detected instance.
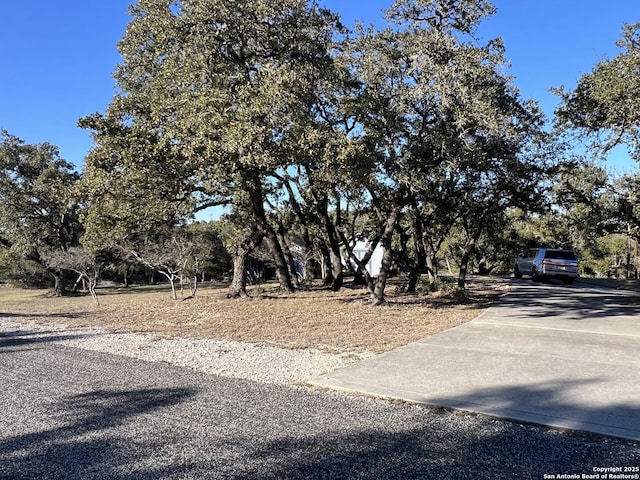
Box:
[0,277,509,354]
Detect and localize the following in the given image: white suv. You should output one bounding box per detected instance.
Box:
[514,248,579,285]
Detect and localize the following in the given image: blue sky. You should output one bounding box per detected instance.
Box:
[2,1,638,174]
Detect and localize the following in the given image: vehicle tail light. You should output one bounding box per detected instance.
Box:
[542,260,577,266]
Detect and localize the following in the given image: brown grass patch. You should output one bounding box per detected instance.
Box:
[0,277,509,354]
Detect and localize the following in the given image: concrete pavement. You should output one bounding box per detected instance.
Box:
[310,280,640,441]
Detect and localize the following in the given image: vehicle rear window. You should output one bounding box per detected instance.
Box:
[544,250,577,260]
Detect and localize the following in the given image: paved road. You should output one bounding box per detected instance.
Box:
[312,280,640,442]
[1,294,638,479]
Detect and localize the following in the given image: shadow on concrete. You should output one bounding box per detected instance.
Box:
[229,379,640,479]
[238,380,640,480]
[418,378,640,442]
[496,280,640,320]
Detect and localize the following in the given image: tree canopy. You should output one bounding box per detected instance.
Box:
[5,1,640,302]
[73,0,563,302]
[0,130,82,294]
[555,23,640,159]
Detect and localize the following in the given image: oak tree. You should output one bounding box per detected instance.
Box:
[0,131,82,294]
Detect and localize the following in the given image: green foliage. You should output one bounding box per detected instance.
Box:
[77,113,196,252]
[73,0,616,301]
[340,0,557,293]
[0,248,50,288]
[417,275,461,296]
[78,0,351,293]
[555,23,640,159]
[186,221,232,281]
[577,234,633,278]
[613,174,640,235]
[0,130,83,292]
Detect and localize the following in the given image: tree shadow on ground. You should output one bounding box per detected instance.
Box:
[1,378,638,479]
[496,279,640,320]
[0,329,98,353]
[230,380,640,480]
[0,387,198,480]
[1,319,638,480]
[420,378,640,440]
[0,311,91,320]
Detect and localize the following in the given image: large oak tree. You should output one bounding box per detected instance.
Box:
[80,0,345,295]
[0,131,82,294]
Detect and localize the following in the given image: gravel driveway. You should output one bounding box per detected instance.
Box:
[1,319,638,479]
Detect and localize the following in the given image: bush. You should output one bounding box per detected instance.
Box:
[579,258,611,278]
[0,258,51,288]
[417,276,461,296]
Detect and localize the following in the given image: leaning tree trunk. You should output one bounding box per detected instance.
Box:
[372,243,396,306]
[263,229,295,292]
[245,173,294,292]
[371,206,403,306]
[317,203,343,291]
[87,274,100,306]
[276,223,300,289]
[338,231,378,293]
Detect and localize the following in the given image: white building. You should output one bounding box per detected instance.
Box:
[350,241,384,277]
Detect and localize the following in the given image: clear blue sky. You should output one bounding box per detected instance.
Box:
[2,1,638,173]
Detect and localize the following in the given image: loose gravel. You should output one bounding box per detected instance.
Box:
[2,317,639,479]
[0,319,374,386]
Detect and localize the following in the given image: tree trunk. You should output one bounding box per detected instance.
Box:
[300,225,318,280]
[316,199,343,291]
[371,206,403,306]
[227,232,264,299]
[52,270,68,297]
[228,249,250,298]
[458,233,481,289]
[264,229,295,291]
[458,247,472,289]
[407,214,427,293]
[276,223,300,288]
[159,271,178,300]
[328,244,343,291]
[88,275,100,306]
[423,237,440,281]
[244,173,294,292]
[339,233,378,293]
[123,263,133,287]
[316,241,331,285]
[371,245,394,306]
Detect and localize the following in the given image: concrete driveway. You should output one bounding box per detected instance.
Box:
[310,280,640,441]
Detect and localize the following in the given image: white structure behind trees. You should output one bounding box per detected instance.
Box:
[350,241,384,277]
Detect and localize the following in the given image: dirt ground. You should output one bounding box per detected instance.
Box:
[0,276,510,354]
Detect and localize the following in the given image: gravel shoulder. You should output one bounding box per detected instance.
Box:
[0,318,374,386]
[3,335,638,480]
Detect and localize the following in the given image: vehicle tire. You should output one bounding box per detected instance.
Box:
[564,277,574,285]
[514,266,523,279]
[531,267,540,281]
